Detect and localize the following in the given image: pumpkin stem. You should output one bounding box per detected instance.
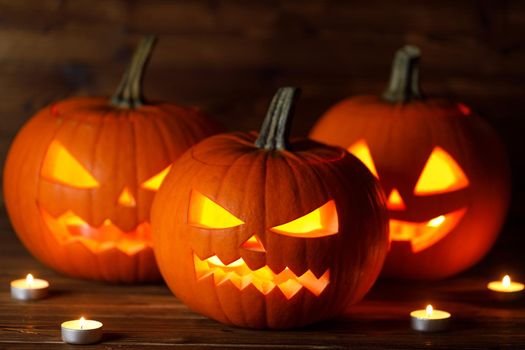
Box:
[111,35,156,109]
[382,45,423,103]
[255,87,300,151]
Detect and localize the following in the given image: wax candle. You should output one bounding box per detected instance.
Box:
[10,274,49,300]
[487,275,524,301]
[61,317,103,345]
[410,304,451,332]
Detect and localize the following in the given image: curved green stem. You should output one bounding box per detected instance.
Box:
[111,35,156,108]
[255,87,300,151]
[382,45,423,103]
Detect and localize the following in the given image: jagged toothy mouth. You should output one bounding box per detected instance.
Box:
[193,254,330,299]
[39,206,152,255]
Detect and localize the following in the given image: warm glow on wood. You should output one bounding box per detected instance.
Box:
[347,139,379,178]
[141,165,172,190]
[387,188,406,210]
[194,254,330,299]
[414,147,469,195]
[41,141,99,188]
[118,187,136,207]
[189,190,244,229]
[271,200,338,238]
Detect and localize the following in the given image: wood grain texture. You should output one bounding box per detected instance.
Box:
[0,0,524,214]
[0,212,524,349]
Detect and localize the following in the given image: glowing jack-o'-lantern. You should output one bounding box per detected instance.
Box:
[152,87,388,328]
[311,46,510,280]
[3,36,219,282]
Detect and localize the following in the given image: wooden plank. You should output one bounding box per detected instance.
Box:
[0,220,524,349]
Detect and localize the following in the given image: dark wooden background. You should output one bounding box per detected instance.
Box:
[0,1,524,348]
[0,0,524,218]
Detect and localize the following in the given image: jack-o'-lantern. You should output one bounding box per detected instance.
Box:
[3,36,219,282]
[310,46,510,280]
[151,87,389,329]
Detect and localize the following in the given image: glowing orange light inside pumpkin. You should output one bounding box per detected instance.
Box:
[387,188,406,210]
[189,190,244,229]
[141,165,172,191]
[347,139,379,178]
[414,147,469,196]
[118,187,136,207]
[389,207,467,253]
[41,141,99,188]
[39,207,151,255]
[194,254,330,299]
[270,200,339,238]
[241,234,266,252]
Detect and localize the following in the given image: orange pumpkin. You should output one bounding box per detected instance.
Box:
[3,36,219,282]
[151,87,388,328]
[311,46,510,280]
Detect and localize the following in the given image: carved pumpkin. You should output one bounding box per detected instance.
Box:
[310,46,510,280]
[151,87,388,329]
[3,36,219,282]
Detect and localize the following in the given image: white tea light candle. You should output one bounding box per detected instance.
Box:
[10,274,49,300]
[487,275,524,301]
[61,317,103,345]
[410,304,451,332]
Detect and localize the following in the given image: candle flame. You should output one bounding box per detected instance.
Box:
[427,215,445,228]
[79,316,85,330]
[502,275,511,288]
[26,273,34,286]
[425,304,433,316]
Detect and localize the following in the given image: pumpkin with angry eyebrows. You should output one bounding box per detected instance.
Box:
[310,46,510,280]
[151,87,389,329]
[3,37,219,282]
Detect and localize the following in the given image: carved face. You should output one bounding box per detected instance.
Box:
[310,98,510,279]
[152,134,388,329]
[39,140,171,255]
[3,97,218,282]
[348,140,468,253]
[189,190,337,299]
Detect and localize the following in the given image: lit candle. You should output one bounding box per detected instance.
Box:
[410,304,451,332]
[10,273,49,300]
[487,275,524,301]
[61,316,103,345]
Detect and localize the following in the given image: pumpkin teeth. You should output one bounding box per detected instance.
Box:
[39,207,152,255]
[193,254,330,299]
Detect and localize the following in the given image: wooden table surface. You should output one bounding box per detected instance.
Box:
[1,213,524,350]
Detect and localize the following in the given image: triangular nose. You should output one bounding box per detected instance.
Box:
[387,188,406,210]
[118,186,136,207]
[241,234,266,252]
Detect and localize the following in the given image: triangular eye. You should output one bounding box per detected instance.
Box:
[41,141,99,189]
[414,147,469,195]
[189,190,244,229]
[347,139,379,178]
[270,200,338,238]
[141,165,172,191]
